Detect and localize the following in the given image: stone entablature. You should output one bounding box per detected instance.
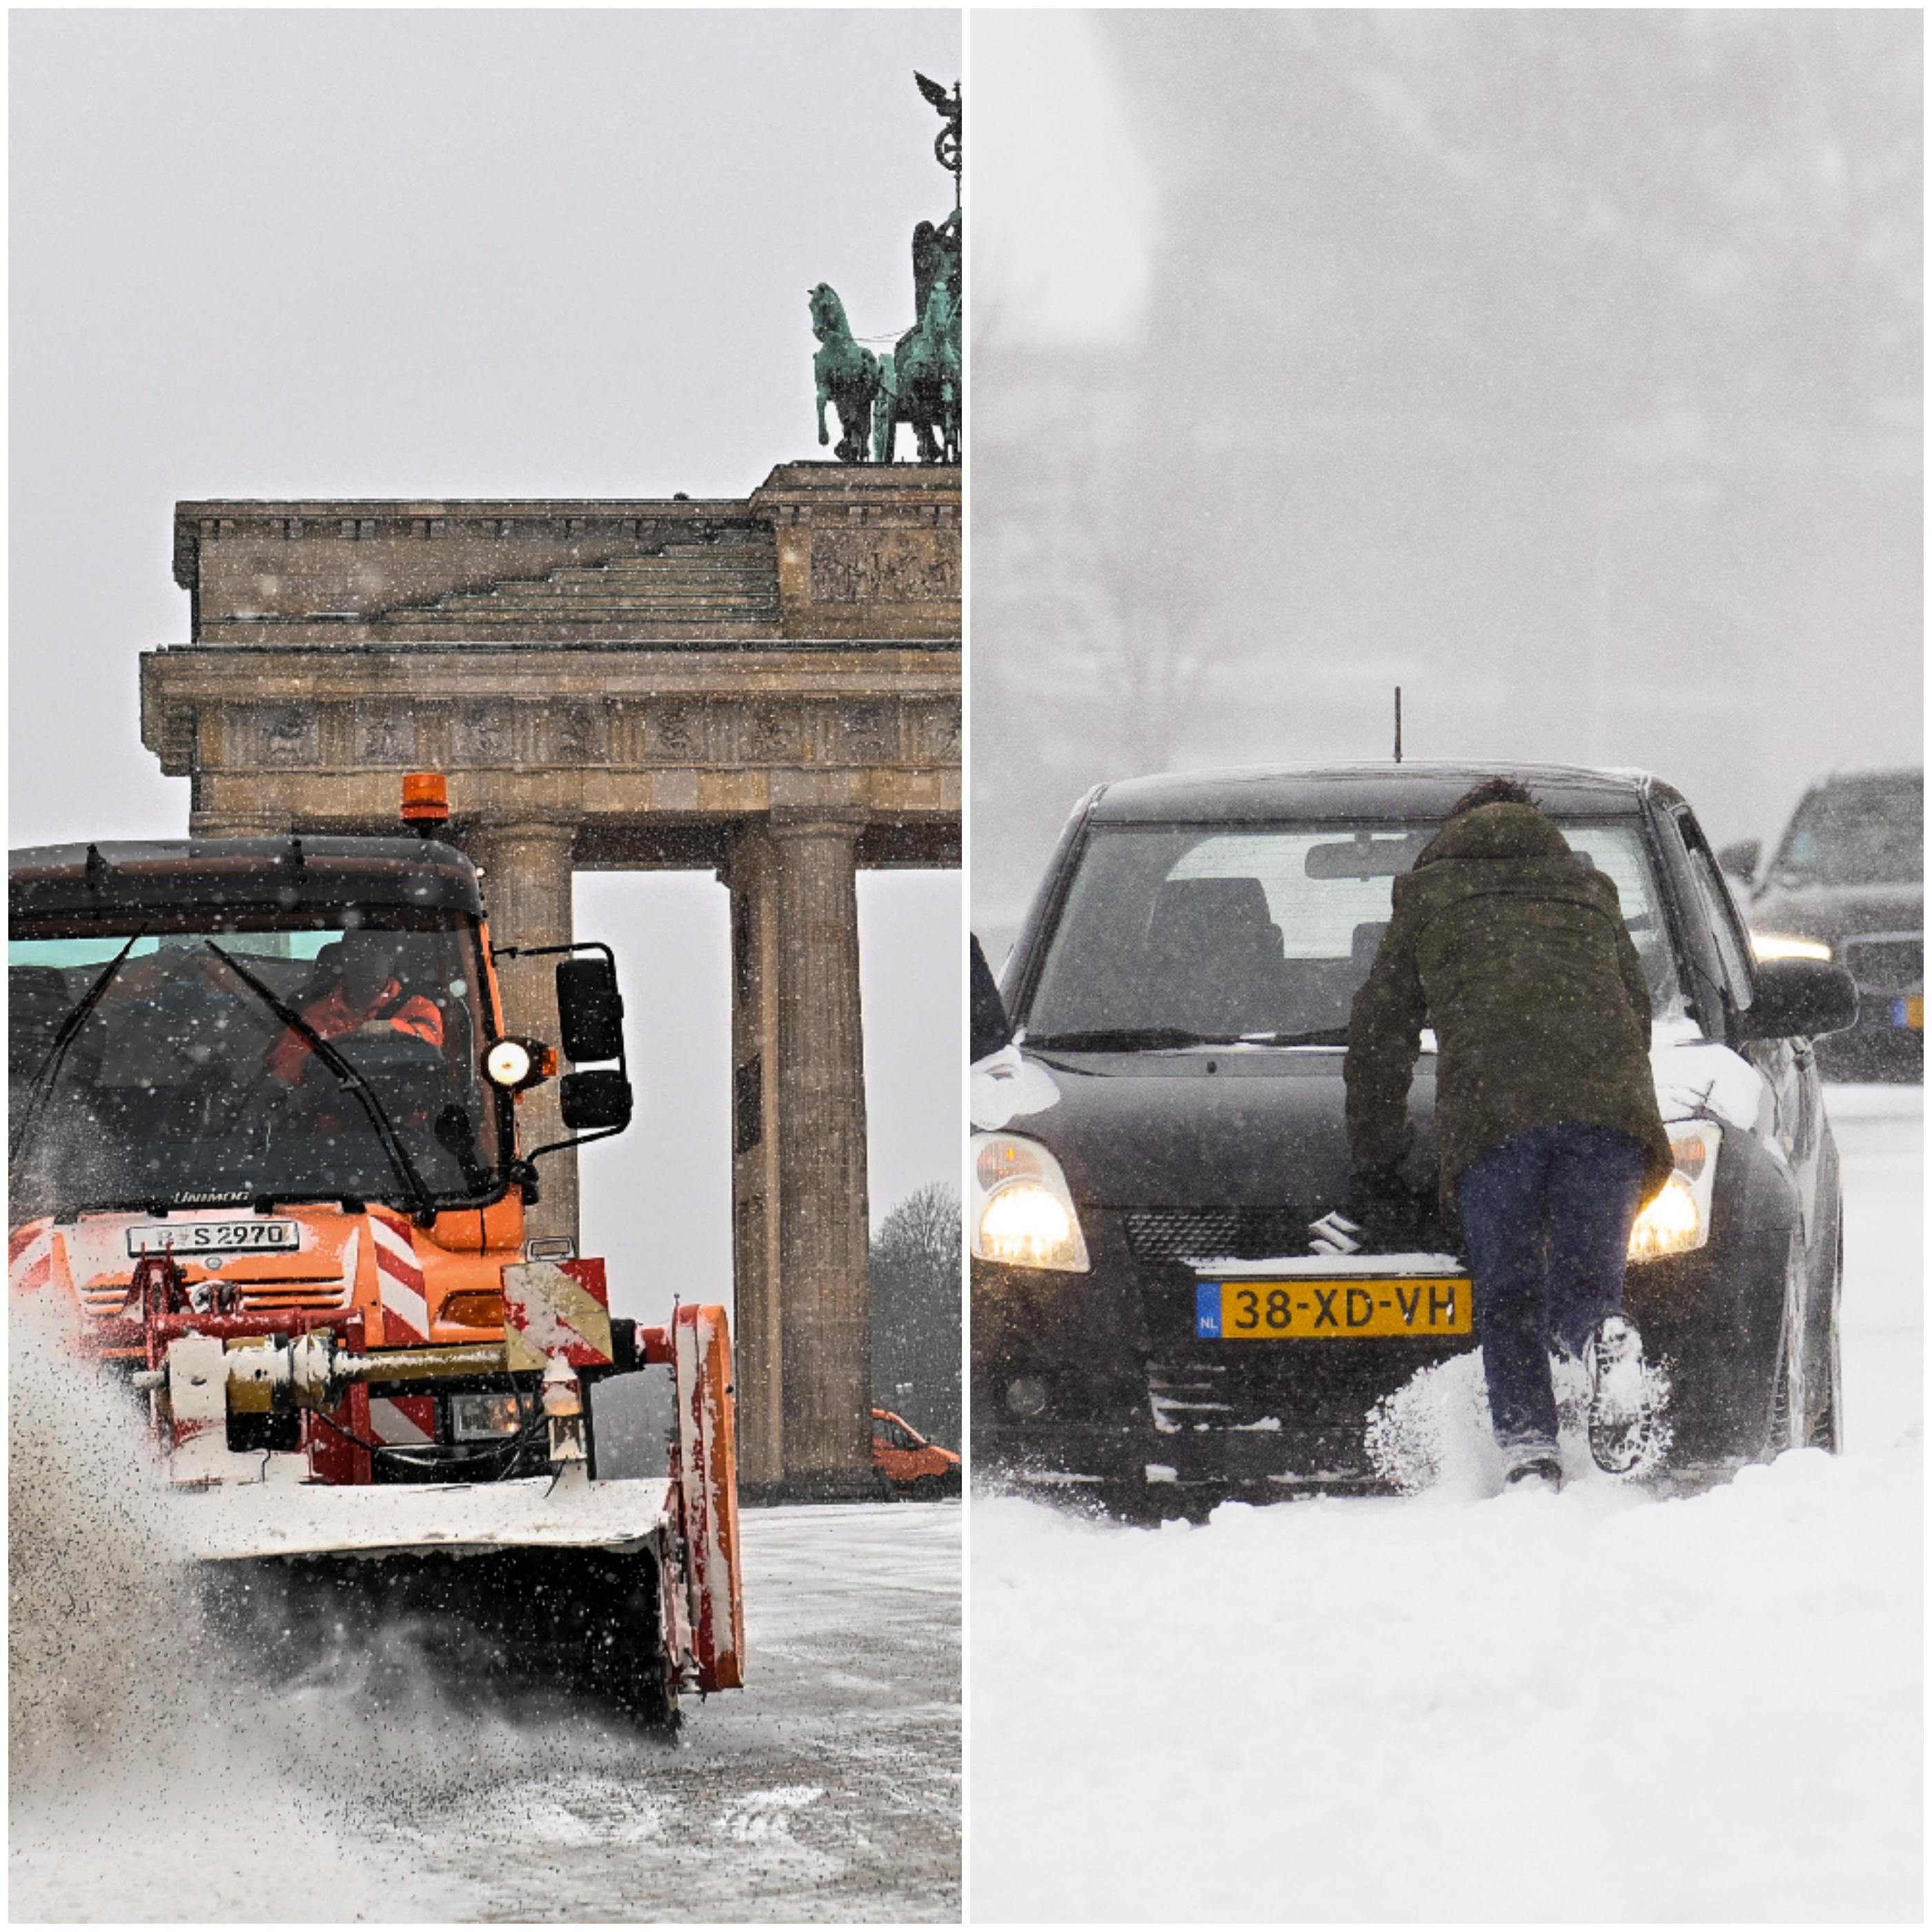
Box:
[175,463,959,647]
[144,646,960,867]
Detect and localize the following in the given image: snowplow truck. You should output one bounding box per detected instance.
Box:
[8,775,742,1724]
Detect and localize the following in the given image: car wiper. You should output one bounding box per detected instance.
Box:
[204,942,440,1228]
[10,929,147,1188]
[1021,1027,1232,1052]
[1024,1025,1357,1053]
[1231,1027,1352,1047]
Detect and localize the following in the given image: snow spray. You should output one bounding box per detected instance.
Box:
[1364,1347,1672,1495]
[7,1295,457,1919]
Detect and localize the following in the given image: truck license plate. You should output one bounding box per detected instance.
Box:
[126,1219,300,1256]
[1891,996,1923,1030]
[1197,1276,1473,1339]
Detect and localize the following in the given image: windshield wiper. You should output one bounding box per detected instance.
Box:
[1229,1027,1352,1047]
[1023,1025,1355,1053]
[1022,1027,1228,1052]
[204,942,440,1227]
[10,929,147,1189]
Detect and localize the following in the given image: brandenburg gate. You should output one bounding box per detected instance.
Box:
[140,463,960,1496]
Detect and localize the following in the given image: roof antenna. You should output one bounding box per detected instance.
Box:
[1393,687,1403,764]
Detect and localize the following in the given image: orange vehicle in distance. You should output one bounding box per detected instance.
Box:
[871,1408,961,1497]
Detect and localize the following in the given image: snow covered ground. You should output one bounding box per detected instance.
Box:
[969,1084,1922,1922]
[10,1477,960,1921]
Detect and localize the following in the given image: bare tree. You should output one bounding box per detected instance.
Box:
[870,1182,963,1446]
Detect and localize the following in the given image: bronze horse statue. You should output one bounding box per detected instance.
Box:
[809,284,880,464]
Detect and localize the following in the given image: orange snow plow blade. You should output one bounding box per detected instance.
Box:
[673,1303,745,1693]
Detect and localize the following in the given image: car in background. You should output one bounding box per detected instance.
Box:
[871,1409,961,1497]
[972,762,1858,1511]
[1718,767,1923,1082]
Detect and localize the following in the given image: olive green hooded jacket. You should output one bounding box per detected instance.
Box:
[1344,802,1673,1205]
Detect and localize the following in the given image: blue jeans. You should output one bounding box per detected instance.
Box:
[1455,1123,1650,1449]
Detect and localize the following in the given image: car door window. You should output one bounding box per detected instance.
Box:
[1677,818,1756,1011]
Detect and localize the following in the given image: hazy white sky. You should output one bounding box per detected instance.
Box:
[9,8,963,1313]
[973,9,1156,345]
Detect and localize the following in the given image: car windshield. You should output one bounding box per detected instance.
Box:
[1022,819,1691,1047]
[1771,775,1924,887]
[9,916,502,1217]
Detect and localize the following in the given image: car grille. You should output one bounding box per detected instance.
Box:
[1124,1208,1317,1263]
[1147,1357,1234,1432]
[1840,934,1922,994]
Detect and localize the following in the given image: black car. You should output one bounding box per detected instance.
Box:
[1719,767,1923,1082]
[970,762,1857,1508]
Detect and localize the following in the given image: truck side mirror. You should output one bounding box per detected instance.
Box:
[560,1068,633,1132]
[970,933,1012,1063]
[1716,838,1760,884]
[556,957,624,1063]
[1742,956,1859,1042]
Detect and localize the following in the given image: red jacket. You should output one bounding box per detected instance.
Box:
[269,978,445,1084]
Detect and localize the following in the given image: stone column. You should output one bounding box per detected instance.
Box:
[724,825,785,1489]
[770,812,873,1495]
[460,821,580,1247]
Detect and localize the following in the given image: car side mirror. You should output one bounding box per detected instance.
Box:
[970,934,1011,1062]
[556,956,624,1064]
[560,1068,633,1132]
[1742,956,1859,1042]
[1716,838,1760,883]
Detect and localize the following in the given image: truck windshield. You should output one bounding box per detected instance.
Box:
[1023,819,1692,1047]
[8,916,503,1217]
[1771,774,1924,887]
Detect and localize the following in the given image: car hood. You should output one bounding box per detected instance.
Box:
[1000,1034,1767,1211]
[1012,1048,1436,1209]
[1746,880,1922,944]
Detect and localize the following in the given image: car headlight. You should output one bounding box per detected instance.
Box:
[1750,933,1832,963]
[970,1132,1090,1272]
[1628,1120,1722,1263]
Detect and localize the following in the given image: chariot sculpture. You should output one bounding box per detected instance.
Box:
[809,72,961,466]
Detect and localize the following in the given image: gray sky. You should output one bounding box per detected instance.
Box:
[10,8,963,1317]
[971,10,1920,946]
[973,10,1154,344]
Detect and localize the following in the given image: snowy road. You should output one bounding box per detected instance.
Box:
[11,1501,960,1924]
[366,1501,963,1924]
[970,1085,1922,1922]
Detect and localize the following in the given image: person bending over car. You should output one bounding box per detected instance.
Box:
[1341,776,1673,1491]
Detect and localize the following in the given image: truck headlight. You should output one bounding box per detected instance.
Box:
[486,1039,534,1087]
[970,1132,1090,1272]
[1750,934,1831,962]
[1629,1120,1722,1263]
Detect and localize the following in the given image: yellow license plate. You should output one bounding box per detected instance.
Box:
[1893,995,1923,1031]
[1197,1277,1473,1339]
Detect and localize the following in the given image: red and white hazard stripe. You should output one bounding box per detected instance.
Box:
[368,1394,438,1446]
[368,1210,429,1346]
[10,1224,56,1295]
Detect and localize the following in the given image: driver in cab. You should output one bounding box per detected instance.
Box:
[268,929,444,1085]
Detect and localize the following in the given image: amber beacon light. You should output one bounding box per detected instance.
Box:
[402,771,451,829]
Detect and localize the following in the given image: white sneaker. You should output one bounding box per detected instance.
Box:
[1501,1443,1564,1492]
